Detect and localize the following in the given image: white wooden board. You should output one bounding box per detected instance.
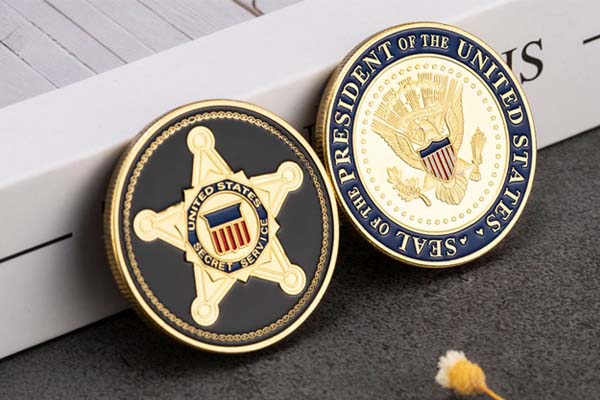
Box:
[0,0,302,109]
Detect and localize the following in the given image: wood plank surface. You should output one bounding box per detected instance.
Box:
[0,1,93,87]
[0,0,302,108]
[46,0,154,63]
[4,0,123,72]
[139,0,254,38]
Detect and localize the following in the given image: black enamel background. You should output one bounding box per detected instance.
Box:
[117,105,335,348]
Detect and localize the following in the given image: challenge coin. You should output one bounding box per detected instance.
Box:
[316,22,536,267]
[105,100,339,352]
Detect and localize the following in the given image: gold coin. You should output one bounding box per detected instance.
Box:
[105,100,339,352]
[316,22,536,267]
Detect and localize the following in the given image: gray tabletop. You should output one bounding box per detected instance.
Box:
[1,128,599,399]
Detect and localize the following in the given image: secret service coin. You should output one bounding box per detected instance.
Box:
[316,22,536,268]
[105,100,339,352]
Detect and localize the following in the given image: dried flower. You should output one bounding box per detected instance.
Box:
[436,350,504,400]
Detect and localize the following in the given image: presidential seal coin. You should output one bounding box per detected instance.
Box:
[105,100,339,352]
[316,22,535,267]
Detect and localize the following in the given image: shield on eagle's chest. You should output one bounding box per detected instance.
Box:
[203,202,251,255]
[419,137,457,181]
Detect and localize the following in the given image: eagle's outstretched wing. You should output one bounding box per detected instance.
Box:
[371,119,423,171]
[444,83,465,151]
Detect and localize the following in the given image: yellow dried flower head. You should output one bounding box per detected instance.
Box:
[436,350,504,400]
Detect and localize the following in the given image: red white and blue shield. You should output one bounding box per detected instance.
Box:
[203,203,251,255]
[419,137,457,181]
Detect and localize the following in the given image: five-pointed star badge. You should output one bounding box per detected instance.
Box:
[133,126,306,326]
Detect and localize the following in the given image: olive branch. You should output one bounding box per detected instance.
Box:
[387,167,431,207]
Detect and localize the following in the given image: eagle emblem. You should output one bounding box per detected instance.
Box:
[372,72,486,206]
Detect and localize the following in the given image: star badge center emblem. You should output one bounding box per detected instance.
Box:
[133,126,307,326]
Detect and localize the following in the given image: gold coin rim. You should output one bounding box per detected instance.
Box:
[105,99,340,353]
[316,21,537,268]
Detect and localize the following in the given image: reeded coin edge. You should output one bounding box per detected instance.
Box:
[315,21,536,268]
[104,99,340,353]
